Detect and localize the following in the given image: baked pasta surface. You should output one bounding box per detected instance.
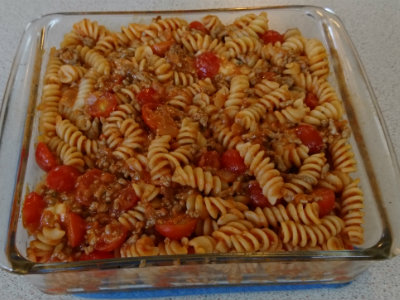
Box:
[23,13,363,262]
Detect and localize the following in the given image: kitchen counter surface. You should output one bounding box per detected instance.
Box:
[0,0,399,299]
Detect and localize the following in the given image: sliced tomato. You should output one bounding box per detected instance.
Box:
[151,40,175,56]
[136,87,161,105]
[313,187,335,217]
[95,222,128,252]
[75,169,115,206]
[141,103,179,136]
[142,103,162,130]
[195,52,220,79]
[46,165,80,193]
[260,30,284,44]
[86,91,117,118]
[198,151,221,169]
[79,251,114,261]
[113,186,139,213]
[189,21,208,34]
[155,216,197,240]
[22,192,46,233]
[295,124,324,154]
[305,92,319,109]
[249,181,271,208]
[221,149,246,175]
[35,142,57,172]
[65,212,86,248]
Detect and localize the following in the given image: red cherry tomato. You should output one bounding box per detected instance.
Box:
[198,151,221,169]
[141,104,179,136]
[46,165,80,193]
[79,251,114,261]
[295,124,324,154]
[195,52,220,79]
[22,192,46,233]
[95,222,128,252]
[35,142,57,172]
[155,216,197,240]
[151,40,175,56]
[141,103,162,131]
[305,92,319,109]
[113,186,139,213]
[189,21,208,34]
[221,149,246,175]
[75,169,115,206]
[65,212,86,248]
[87,91,117,118]
[249,181,270,208]
[136,88,161,106]
[260,30,284,44]
[313,188,336,217]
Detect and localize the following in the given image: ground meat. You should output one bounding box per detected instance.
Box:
[165,44,195,73]
[57,47,79,65]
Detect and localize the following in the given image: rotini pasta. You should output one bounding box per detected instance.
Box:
[24,13,364,263]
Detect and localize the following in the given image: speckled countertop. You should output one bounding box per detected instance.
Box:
[0,0,399,299]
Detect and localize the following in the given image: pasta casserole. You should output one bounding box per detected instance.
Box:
[22,12,364,262]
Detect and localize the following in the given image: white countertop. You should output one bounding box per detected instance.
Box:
[1,0,399,299]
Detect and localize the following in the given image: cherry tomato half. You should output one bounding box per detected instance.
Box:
[35,142,57,172]
[113,186,139,213]
[189,21,208,34]
[79,251,114,261]
[75,169,115,206]
[141,104,179,136]
[136,87,161,106]
[46,165,80,193]
[65,212,86,248]
[249,181,270,208]
[198,151,221,169]
[313,187,335,217]
[155,216,198,240]
[221,149,247,175]
[22,192,46,233]
[295,124,324,154]
[260,30,284,44]
[95,222,128,252]
[195,52,220,79]
[151,40,175,56]
[305,92,319,110]
[87,91,117,118]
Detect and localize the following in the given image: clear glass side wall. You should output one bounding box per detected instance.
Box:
[0,18,44,270]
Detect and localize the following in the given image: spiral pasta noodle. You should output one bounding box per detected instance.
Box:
[280,215,345,248]
[236,142,284,205]
[340,179,364,245]
[172,165,222,195]
[244,202,321,228]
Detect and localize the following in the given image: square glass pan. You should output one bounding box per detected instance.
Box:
[1,5,400,293]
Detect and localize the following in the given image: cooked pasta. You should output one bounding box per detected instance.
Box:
[24,13,364,263]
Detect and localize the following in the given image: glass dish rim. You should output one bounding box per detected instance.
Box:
[1,5,397,275]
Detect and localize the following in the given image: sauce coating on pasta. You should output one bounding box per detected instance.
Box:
[24,13,364,262]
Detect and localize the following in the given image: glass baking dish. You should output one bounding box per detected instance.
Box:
[1,5,400,294]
